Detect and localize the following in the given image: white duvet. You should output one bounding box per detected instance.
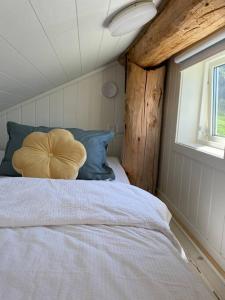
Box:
[0,177,213,300]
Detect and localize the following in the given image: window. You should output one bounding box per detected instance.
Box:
[176,50,225,158]
[211,63,225,139]
[203,56,225,149]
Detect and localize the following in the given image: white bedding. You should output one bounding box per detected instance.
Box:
[107,156,130,183]
[0,177,213,300]
[0,152,129,184]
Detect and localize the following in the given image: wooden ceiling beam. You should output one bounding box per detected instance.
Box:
[127,0,225,68]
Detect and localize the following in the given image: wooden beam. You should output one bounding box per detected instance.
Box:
[118,0,170,66]
[142,65,166,193]
[122,62,166,193]
[127,0,225,67]
[122,62,147,188]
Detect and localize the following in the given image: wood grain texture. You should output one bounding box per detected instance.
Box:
[128,0,225,67]
[142,66,166,193]
[122,62,165,193]
[122,62,147,187]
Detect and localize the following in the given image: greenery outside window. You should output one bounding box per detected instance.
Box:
[211,63,225,141]
[176,50,225,158]
[198,55,225,150]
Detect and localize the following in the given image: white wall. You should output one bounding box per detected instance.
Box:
[177,62,204,145]
[158,59,225,271]
[0,62,125,157]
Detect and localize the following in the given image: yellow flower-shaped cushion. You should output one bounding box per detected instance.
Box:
[12,129,87,179]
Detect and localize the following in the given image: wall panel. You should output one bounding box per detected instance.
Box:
[0,62,125,157]
[197,166,213,237]
[21,102,36,126]
[6,108,21,124]
[158,59,225,271]
[208,171,225,253]
[180,155,191,219]
[188,160,202,225]
[49,90,64,128]
[63,84,78,128]
[35,96,50,126]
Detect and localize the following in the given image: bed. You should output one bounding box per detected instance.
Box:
[0,152,213,299]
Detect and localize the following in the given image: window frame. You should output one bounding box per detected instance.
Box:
[203,56,225,149]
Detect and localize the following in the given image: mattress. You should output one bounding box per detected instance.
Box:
[0,152,129,184]
[0,177,213,300]
[107,156,130,183]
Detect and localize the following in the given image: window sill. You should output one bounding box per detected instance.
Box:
[175,142,224,159]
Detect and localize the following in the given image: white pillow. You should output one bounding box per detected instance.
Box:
[0,150,4,164]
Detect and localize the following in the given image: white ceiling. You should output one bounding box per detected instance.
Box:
[0,0,161,111]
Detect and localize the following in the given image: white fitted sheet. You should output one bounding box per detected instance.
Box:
[0,152,129,184]
[107,156,130,184]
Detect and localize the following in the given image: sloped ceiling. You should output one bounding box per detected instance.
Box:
[0,0,161,111]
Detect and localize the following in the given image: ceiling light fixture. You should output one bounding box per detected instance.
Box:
[108,1,157,37]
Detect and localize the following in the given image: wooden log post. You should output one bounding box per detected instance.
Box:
[122,62,166,194]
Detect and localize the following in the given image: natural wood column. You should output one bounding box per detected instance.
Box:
[122,62,147,189]
[122,62,166,194]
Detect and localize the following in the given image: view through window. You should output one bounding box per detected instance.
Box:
[212,64,225,137]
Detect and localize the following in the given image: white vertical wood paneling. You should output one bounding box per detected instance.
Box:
[158,59,225,270]
[0,113,7,149]
[173,153,184,209]
[101,66,116,131]
[63,84,78,128]
[6,108,21,124]
[188,160,202,225]
[167,152,176,203]
[197,166,213,237]
[49,90,64,128]
[21,102,36,126]
[208,171,225,253]
[0,63,124,157]
[76,77,93,130]
[86,72,103,130]
[35,96,50,126]
[222,220,225,258]
[180,156,191,219]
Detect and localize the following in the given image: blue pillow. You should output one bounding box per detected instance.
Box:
[0,122,115,180]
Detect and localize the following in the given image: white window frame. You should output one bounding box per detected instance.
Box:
[198,55,225,150]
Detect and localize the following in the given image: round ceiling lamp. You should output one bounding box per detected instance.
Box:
[108,1,157,37]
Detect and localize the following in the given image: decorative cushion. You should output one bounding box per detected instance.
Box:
[0,122,115,180]
[12,129,86,179]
